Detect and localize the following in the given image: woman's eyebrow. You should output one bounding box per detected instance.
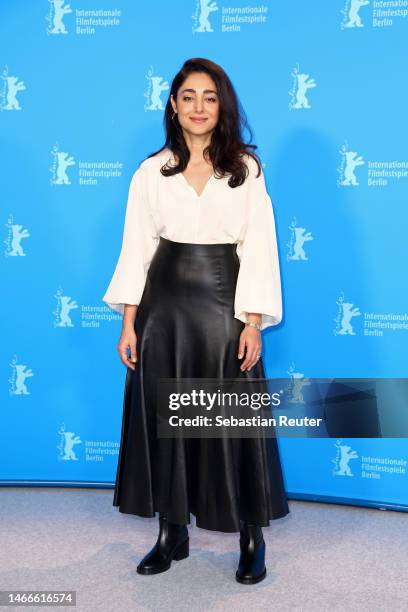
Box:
[180,88,218,95]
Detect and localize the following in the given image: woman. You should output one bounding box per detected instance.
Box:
[103,58,289,585]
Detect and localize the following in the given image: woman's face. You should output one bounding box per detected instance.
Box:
[170,72,220,138]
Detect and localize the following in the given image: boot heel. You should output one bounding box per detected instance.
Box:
[173,538,189,561]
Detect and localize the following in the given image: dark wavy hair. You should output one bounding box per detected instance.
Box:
[145,58,262,187]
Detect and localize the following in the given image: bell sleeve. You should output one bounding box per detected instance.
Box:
[234,166,283,331]
[102,166,159,315]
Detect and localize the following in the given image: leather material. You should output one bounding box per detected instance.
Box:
[236,522,267,584]
[136,513,189,575]
[113,236,289,532]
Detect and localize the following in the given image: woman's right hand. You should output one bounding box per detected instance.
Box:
[117,326,137,370]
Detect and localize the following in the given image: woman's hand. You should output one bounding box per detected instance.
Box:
[117,325,137,370]
[238,326,262,371]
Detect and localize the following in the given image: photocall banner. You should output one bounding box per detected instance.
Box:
[1,1,407,511]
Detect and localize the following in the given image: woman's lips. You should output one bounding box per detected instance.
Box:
[190,117,208,123]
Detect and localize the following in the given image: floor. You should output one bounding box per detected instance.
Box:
[0,488,407,612]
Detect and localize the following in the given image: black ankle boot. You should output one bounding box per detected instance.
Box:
[235,521,266,584]
[136,513,189,575]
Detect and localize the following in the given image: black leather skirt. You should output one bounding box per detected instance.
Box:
[113,236,289,532]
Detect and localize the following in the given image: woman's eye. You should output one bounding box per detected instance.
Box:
[182,96,217,103]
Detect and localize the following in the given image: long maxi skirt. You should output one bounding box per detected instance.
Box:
[113,236,290,533]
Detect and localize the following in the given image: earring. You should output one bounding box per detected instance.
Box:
[172,111,177,122]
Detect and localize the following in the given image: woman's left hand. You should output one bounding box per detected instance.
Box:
[238,326,262,371]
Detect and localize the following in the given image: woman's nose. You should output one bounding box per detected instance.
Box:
[194,98,204,112]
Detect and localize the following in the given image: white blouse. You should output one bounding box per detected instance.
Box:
[102,148,282,331]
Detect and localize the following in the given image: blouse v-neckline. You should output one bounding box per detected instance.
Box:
[168,149,215,199]
[178,171,214,199]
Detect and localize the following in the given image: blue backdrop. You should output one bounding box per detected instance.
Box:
[1,1,407,511]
